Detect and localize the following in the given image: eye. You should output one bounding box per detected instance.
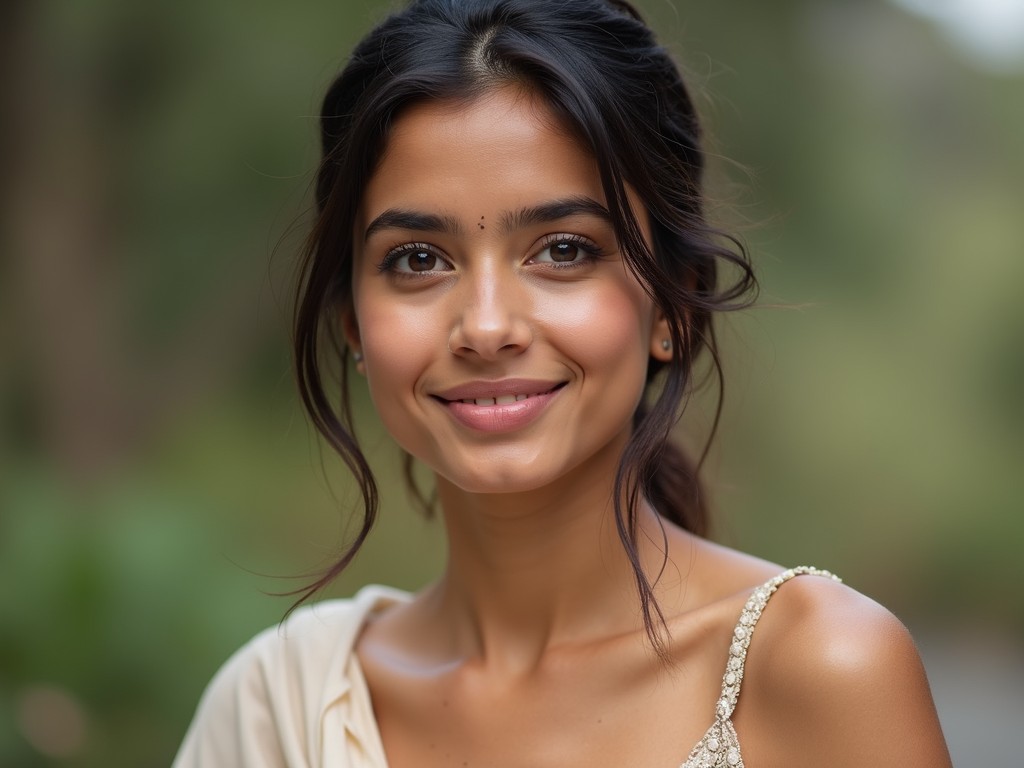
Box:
[379,243,453,274]
[531,234,602,267]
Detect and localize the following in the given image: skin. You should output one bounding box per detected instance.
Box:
[345,88,952,768]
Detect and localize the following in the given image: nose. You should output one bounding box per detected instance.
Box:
[448,264,533,360]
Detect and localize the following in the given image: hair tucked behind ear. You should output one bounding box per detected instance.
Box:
[290,0,756,656]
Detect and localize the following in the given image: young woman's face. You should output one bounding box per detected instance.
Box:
[349,87,670,494]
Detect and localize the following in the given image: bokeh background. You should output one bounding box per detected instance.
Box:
[2,0,1022,765]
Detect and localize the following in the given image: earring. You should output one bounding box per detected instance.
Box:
[661,339,671,351]
[352,350,366,376]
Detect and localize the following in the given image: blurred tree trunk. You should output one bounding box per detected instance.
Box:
[3,5,272,487]
[5,4,133,484]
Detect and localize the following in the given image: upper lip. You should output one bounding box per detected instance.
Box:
[432,378,565,402]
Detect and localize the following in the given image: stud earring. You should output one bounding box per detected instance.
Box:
[352,351,363,363]
[661,339,671,351]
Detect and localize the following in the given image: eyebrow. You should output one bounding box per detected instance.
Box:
[362,195,612,242]
[499,195,612,231]
[363,210,463,241]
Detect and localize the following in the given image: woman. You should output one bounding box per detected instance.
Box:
[174,1,951,765]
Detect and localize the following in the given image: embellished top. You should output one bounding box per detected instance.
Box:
[679,566,841,768]
[172,568,839,768]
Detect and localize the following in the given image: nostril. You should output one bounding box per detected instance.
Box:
[447,310,533,359]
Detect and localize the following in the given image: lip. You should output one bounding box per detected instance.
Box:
[431,378,566,433]
[432,378,565,402]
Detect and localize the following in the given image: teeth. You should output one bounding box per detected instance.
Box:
[460,393,533,406]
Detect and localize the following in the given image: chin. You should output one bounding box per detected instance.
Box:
[441,471,554,496]
[434,457,571,496]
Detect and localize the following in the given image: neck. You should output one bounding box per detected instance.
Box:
[427,460,680,673]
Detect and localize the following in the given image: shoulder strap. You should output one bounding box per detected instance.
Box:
[715,566,841,720]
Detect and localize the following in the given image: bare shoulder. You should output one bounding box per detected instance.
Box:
[735,575,952,768]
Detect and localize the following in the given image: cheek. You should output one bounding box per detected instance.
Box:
[537,279,653,374]
[355,298,438,422]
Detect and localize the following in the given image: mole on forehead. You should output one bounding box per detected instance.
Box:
[363,197,611,242]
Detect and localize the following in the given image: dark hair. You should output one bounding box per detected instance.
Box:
[292,0,756,655]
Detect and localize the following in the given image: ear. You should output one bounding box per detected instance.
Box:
[341,305,365,374]
[649,305,673,362]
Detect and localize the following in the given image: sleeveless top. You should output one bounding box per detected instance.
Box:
[679,566,841,768]
[172,567,839,768]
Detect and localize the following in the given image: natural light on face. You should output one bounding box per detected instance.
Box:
[348,87,666,497]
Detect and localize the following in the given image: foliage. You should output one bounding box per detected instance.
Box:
[1,1,1021,764]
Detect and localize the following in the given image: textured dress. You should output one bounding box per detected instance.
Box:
[679,566,840,767]
[172,567,839,768]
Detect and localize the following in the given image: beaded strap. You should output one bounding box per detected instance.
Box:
[680,566,841,768]
[715,566,841,719]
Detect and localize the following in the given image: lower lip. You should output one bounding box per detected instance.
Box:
[440,389,561,433]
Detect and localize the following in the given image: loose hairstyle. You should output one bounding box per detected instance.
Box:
[292,0,756,654]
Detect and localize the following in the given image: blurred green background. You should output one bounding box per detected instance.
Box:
[2,0,1021,765]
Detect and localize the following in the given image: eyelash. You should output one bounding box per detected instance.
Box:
[376,233,605,275]
[532,233,605,268]
[376,242,449,274]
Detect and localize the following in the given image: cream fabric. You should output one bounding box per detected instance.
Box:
[172,585,410,768]
[173,570,837,768]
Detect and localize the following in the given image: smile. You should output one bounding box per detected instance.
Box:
[433,379,565,403]
[431,380,567,432]
[456,390,555,406]
[463,394,526,405]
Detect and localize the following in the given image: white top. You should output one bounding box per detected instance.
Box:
[173,568,838,768]
[172,584,409,768]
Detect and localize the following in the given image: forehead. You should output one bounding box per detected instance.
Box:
[360,88,605,223]
[386,87,579,155]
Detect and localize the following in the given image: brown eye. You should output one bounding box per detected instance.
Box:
[550,242,579,262]
[408,249,437,271]
[380,243,452,274]
[532,235,600,267]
